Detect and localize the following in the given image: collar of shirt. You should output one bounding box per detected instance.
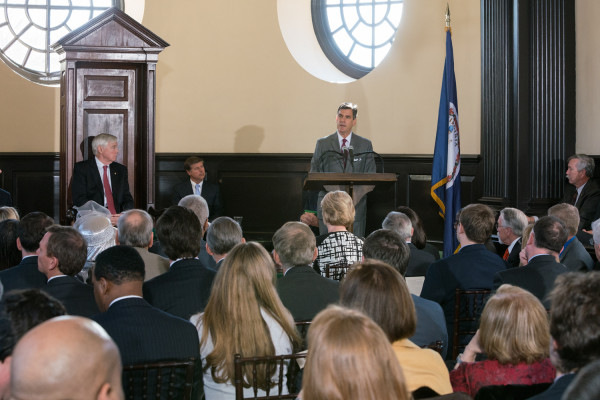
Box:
[47,274,67,283]
[337,132,352,149]
[109,295,143,308]
[170,257,198,267]
[575,181,587,204]
[190,179,203,195]
[508,237,520,253]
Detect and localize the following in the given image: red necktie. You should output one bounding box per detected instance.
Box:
[503,248,509,261]
[103,165,117,214]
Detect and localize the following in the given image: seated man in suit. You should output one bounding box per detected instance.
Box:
[205,216,244,270]
[497,207,529,268]
[363,229,449,359]
[562,154,600,231]
[171,156,224,220]
[116,209,169,280]
[37,225,99,317]
[72,133,134,222]
[0,212,54,293]
[548,203,593,271]
[273,221,339,322]
[382,211,435,276]
[530,272,600,400]
[494,216,568,308]
[420,203,506,346]
[92,245,199,365]
[10,316,124,400]
[143,206,216,320]
[178,194,216,269]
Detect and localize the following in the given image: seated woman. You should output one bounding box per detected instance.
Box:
[301,305,410,400]
[313,190,363,278]
[339,260,452,395]
[191,242,300,400]
[451,284,555,397]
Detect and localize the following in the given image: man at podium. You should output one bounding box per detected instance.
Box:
[309,102,375,238]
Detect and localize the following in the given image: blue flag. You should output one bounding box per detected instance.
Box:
[431,30,461,258]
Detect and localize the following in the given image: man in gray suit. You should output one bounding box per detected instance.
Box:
[547,203,594,271]
[309,102,375,238]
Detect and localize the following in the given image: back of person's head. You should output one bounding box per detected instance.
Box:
[74,213,115,263]
[184,156,203,171]
[548,272,600,373]
[321,191,355,227]
[458,204,495,243]
[198,242,298,386]
[0,207,19,222]
[532,215,568,253]
[206,216,243,256]
[499,207,528,237]
[522,223,534,247]
[94,245,145,284]
[178,194,209,230]
[337,102,358,119]
[272,221,316,267]
[46,225,88,276]
[562,358,600,400]
[91,133,118,155]
[116,209,153,248]
[2,289,66,342]
[479,284,550,364]
[302,305,409,400]
[567,154,595,178]
[362,229,410,276]
[382,211,412,241]
[547,203,579,237]
[0,219,21,270]
[339,260,416,342]
[10,316,123,400]
[396,206,428,249]
[17,212,53,253]
[156,206,202,259]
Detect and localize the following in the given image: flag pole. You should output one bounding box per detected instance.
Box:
[445,3,451,33]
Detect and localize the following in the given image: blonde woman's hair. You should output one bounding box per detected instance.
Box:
[479,284,550,364]
[321,190,355,227]
[0,207,19,222]
[302,305,409,400]
[197,242,300,387]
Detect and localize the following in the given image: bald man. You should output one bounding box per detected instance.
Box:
[10,316,124,400]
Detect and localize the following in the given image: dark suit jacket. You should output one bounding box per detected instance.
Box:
[0,188,12,207]
[171,180,224,220]
[410,294,448,359]
[506,239,522,268]
[560,237,594,271]
[44,275,99,317]
[72,158,134,213]
[406,243,435,277]
[493,254,567,308]
[528,373,575,400]
[562,179,600,230]
[92,297,199,365]
[0,256,46,294]
[143,258,216,320]
[276,265,339,322]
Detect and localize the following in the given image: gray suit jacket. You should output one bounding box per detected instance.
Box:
[134,247,170,281]
[560,237,594,271]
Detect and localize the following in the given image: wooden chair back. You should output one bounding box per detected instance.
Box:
[453,289,492,359]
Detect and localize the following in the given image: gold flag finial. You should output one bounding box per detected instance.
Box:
[445,3,451,32]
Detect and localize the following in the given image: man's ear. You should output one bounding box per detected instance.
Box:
[115,231,120,245]
[16,237,22,251]
[241,237,246,244]
[206,243,214,256]
[97,277,111,296]
[97,382,122,400]
[312,247,318,262]
[272,250,282,267]
[148,234,153,249]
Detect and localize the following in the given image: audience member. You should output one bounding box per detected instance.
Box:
[362,229,448,358]
[92,245,199,365]
[561,154,600,232]
[10,315,124,400]
[205,216,244,270]
[37,225,99,317]
[313,190,363,277]
[191,242,300,399]
[421,203,506,343]
[562,358,600,400]
[178,194,216,269]
[450,285,555,397]
[301,305,410,400]
[529,272,600,399]
[0,212,53,292]
[74,212,116,282]
[0,220,21,271]
[171,156,224,220]
[382,211,435,276]
[496,207,528,268]
[0,207,18,222]
[340,260,451,395]
[143,206,216,319]
[273,221,339,321]
[547,203,593,271]
[494,216,568,308]
[397,206,440,260]
[594,218,600,269]
[116,209,169,280]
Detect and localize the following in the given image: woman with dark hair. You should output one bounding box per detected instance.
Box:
[340,260,452,395]
[0,220,21,270]
[191,242,300,399]
[396,206,440,260]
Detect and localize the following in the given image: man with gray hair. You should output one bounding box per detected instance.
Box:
[547,203,594,271]
[561,154,600,232]
[497,207,529,268]
[382,211,434,276]
[592,218,600,270]
[205,216,244,270]
[178,194,215,269]
[117,209,169,280]
[274,221,339,322]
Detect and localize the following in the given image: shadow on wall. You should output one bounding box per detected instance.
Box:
[234,125,264,153]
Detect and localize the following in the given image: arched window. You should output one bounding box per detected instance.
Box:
[312,0,403,79]
[0,0,124,86]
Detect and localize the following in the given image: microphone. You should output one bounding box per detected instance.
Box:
[341,144,349,168]
[348,146,354,168]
